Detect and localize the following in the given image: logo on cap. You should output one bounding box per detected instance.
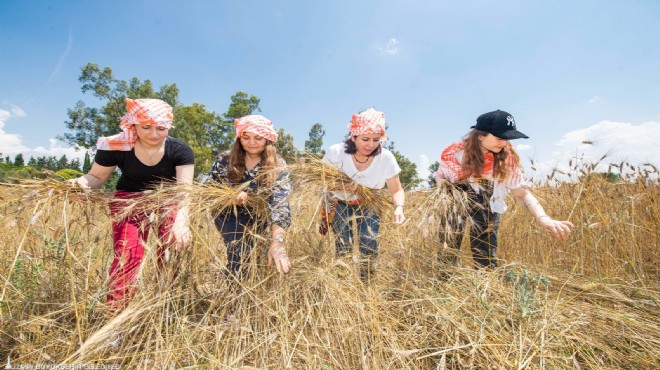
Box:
[506,116,515,127]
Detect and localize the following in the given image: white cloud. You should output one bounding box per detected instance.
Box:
[515,143,532,152]
[30,138,86,161]
[418,154,431,181]
[0,108,30,155]
[528,120,660,182]
[386,38,399,55]
[0,106,84,162]
[378,38,400,55]
[10,105,27,118]
[588,96,601,104]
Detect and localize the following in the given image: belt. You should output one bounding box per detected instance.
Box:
[338,199,362,206]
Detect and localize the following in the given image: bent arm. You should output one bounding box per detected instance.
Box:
[176,164,195,186]
[73,163,116,189]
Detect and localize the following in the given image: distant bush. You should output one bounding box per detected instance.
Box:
[55,168,84,180]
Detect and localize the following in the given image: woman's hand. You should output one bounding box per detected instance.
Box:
[345,181,358,192]
[537,216,574,239]
[170,220,192,250]
[268,240,291,274]
[393,205,405,224]
[234,191,249,206]
[66,178,90,190]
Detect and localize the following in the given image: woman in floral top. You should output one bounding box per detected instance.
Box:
[209,115,292,278]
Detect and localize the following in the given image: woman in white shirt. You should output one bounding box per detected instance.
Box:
[322,108,405,281]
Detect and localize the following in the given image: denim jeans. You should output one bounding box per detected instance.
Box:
[439,183,501,268]
[332,201,380,258]
[214,208,267,279]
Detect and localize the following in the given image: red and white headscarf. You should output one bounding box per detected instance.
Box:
[96,98,174,151]
[234,115,278,143]
[347,108,387,140]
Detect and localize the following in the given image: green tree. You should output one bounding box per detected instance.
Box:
[390,149,421,189]
[69,158,81,171]
[383,141,420,189]
[171,103,224,174]
[61,63,180,149]
[82,152,92,173]
[428,161,440,187]
[60,63,246,178]
[224,91,261,121]
[304,123,325,156]
[56,155,69,170]
[13,153,24,167]
[274,128,299,163]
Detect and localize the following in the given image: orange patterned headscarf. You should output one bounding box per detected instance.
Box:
[96,98,173,151]
[436,141,522,183]
[347,108,387,140]
[234,115,278,143]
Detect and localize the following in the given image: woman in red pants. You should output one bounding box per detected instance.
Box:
[71,98,194,310]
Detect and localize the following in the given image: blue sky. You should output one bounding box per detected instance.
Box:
[2,0,660,182]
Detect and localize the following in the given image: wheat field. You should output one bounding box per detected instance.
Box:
[0,161,658,369]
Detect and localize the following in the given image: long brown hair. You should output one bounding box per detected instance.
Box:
[227,139,279,185]
[461,129,520,181]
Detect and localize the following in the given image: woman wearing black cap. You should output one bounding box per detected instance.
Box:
[433,110,573,268]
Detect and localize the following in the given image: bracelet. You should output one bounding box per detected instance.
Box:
[536,215,550,221]
[394,204,404,209]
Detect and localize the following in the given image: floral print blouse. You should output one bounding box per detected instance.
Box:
[208,152,292,229]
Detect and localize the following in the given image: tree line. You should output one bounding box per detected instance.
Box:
[7,63,439,188]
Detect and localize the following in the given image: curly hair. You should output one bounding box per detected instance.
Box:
[461,129,520,181]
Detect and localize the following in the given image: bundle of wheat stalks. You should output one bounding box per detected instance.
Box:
[1,178,107,206]
[2,163,660,369]
[289,156,393,213]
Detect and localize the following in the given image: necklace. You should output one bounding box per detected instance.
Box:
[353,154,369,164]
[136,140,164,163]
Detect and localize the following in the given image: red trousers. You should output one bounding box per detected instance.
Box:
[107,191,175,308]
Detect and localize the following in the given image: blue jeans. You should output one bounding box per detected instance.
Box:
[332,201,380,258]
[214,208,266,279]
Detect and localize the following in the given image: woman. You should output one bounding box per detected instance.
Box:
[208,115,291,279]
[71,98,194,309]
[322,108,405,281]
[434,109,573,268]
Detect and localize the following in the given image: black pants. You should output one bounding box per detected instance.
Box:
[214,208,266,280]
[439,182,501,268]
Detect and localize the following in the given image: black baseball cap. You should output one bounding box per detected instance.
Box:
[471,110,529,140]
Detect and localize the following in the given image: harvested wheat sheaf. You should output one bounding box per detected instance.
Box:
[0,166,659,369]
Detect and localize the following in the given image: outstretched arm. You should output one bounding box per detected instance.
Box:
[385,174,406,225]
[510,187,574,239]
[268,223,290,274]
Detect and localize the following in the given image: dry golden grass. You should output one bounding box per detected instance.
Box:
[0,162,658,369]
